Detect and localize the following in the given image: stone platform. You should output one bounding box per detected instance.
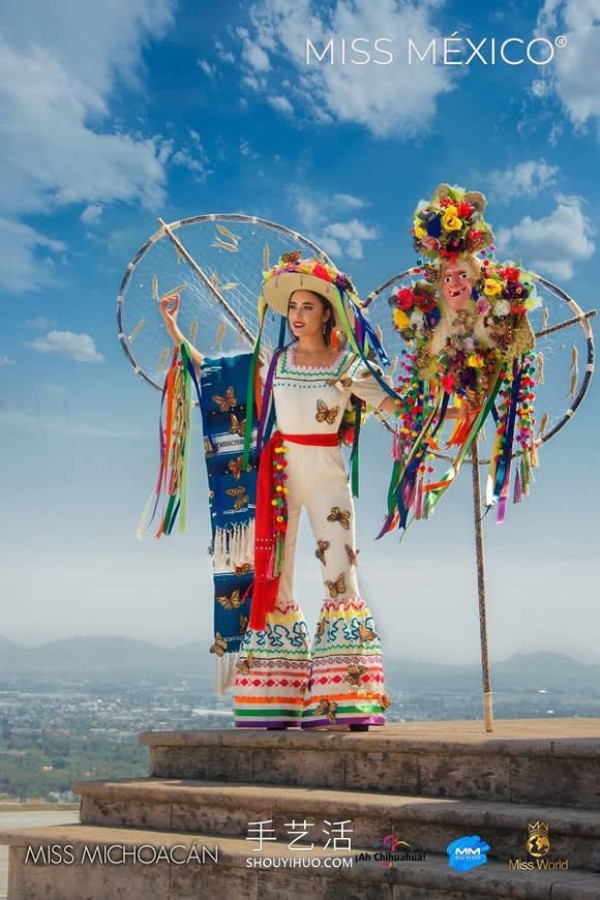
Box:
[2,719,600,899]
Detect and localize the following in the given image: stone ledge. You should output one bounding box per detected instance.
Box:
[71,778,600,838]
[138,720,600,759]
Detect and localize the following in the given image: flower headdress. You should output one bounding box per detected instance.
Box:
[412,183,494,262]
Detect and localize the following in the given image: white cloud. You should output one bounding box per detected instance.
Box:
[321,219,378,260]
[240,0,453,138]
[198,58,216,77]
[238,25,272,73]
[331,193,367,211]
[289,186,378,260]
[267,95,294,115]
[535,1,600,133]
[170,130,211,180]
[0,355,15,366]
[214,41,235,65]
[29,330,105,363]
[495,195,595,280]
[240,139,257,158]
[487,160,559,202]
[0,218,66,294]
[0,0,175,294]
[80,205,103,225]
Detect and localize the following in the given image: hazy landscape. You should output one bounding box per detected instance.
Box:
[1,636,599,802]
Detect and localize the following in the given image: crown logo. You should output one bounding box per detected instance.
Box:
[526,821,550,858]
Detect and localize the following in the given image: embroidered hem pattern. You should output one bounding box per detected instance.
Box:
[233,596,386,728]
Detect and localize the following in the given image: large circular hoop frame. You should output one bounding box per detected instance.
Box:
[116,213,331,392]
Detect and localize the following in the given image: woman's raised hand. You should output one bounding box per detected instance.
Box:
[159,293,182,345]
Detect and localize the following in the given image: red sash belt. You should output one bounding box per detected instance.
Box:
[249,430,339,630]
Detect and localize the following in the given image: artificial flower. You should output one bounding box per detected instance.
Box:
[467,353,485,368]
[476,297,491,315]
[499,266,520,282]
[311,263,333,282]
[483,278,502,297]
[422,236,441,252]
[442,206,462,231]
[457,201,475,219]
[396,288,416,311]
[492,299,511,317]
[393,308,410,331]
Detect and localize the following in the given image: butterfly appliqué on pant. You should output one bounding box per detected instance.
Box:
[344,663,367,687]
[357,622,377,643]
[325,573,346,599]
[315,699,337,724]
[315,539,330,566]
[345,544,359,566]
[236,653,255,675]
[327,507,351,530]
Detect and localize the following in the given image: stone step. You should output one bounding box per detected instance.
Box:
[139,719,600,808]
[3,823,599,900]
[74,778,600,871]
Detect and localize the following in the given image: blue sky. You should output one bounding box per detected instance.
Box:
[1,0,598,668]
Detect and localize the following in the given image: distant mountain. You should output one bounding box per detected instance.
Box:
[0,635,206,674]
[0,637,598,686]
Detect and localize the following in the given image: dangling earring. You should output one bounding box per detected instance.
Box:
[331,328,339,351]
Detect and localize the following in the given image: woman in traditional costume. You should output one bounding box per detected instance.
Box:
[161,254,397,730]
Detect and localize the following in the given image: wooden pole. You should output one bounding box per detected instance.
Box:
[471,439,494,732]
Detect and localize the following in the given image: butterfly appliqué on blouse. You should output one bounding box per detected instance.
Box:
[315,399,339,425]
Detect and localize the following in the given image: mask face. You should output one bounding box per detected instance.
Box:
[441,261,474,312]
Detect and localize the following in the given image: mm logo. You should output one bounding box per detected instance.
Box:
[447,836,490,872]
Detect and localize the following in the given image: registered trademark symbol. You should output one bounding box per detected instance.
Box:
[555,35,568,49]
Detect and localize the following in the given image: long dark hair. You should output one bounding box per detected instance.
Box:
[287,290,334,346]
